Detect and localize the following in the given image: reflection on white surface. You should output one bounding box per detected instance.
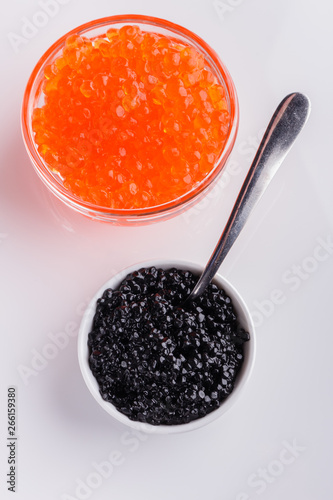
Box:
[1,1,333,499]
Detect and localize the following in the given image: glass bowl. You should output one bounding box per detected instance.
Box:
[21,15,239,224]
[78,260,255,434]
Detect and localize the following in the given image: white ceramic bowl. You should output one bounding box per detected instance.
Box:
[78,260,256,434]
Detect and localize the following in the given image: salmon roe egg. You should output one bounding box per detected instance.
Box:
[32,26,231,209]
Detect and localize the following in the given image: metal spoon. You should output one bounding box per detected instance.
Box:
[185,92,311,304]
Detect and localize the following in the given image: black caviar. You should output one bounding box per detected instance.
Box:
[88,267,249,425]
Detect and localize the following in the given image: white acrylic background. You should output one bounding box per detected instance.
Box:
[1,0,332,499]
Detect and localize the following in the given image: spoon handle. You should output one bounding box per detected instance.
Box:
[186,92,311,302]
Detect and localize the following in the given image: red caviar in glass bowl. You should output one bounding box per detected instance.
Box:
[22,15,239,224]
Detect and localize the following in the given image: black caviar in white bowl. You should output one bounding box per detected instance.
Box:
[78,261,256,433]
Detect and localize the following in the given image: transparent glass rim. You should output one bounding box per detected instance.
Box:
[21,14,239,221]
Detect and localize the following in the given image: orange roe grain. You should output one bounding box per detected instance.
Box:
[32,27,231,209]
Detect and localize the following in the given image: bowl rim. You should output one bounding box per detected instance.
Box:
[21,14,239,221]
[77,259,256,434]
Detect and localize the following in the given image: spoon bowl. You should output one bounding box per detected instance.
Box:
[77,93,310,432]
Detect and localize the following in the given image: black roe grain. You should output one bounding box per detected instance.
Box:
[88,267,250,425]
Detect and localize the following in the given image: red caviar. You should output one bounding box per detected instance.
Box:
[32,25,231,209]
